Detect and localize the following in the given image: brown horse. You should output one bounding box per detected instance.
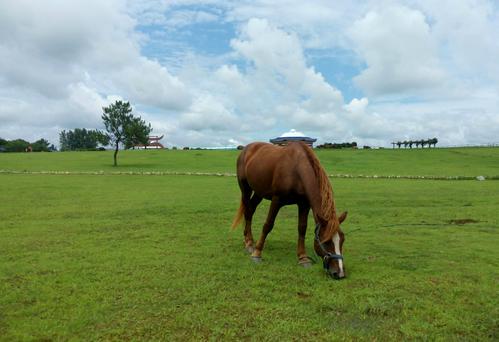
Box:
[232,141,348,279]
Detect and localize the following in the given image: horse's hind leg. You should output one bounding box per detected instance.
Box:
[239,179,262,253]
[297,203,312,267]
[243,194,262,253]
[252,196,280,261]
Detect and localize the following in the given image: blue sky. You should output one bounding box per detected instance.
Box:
[1,0,499,147]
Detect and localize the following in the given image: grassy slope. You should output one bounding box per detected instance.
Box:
[0,149,498,340]
[1,146,499,177]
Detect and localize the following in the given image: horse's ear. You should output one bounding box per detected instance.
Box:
[339,211,348,224]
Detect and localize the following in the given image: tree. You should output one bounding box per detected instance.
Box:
[5,139,30,152]
[102,100,152,166]
[123,117,152,149]
[396,141,402,148]
[59,128,109,151]
[409,141,413,149]
[431,137,438,148]
[31,138,51,152]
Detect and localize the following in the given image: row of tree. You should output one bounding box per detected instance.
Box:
[392,138,438,148]
[316,142,358,149]
[0,138,55,152]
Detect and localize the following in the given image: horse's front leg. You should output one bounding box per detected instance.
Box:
[251,196,281,262]
[297,203,312,267]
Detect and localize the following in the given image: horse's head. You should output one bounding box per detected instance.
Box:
[314,211,347,280]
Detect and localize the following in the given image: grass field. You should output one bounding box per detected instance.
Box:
[1,146,499,177]
[0,148,498,340]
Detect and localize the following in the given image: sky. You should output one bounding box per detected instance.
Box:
[1,0,499,148]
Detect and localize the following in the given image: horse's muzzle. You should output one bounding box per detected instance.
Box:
[327,269,346,280]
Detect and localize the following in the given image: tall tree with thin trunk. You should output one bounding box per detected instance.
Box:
[102,100,152,166]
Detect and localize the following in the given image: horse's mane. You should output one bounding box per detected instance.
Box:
[299,143,338,239]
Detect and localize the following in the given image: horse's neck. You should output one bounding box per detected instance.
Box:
[299,143,336,223]
[308,183,336,225]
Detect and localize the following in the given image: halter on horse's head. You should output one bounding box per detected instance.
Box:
[314,211,347,279]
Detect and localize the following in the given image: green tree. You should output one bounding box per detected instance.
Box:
[5,139,30,152]
[431,137,438,148]
[123,117,152,149]
[0,138,8,152]
[31,138,51,152]
[102,100,151,166]
[59,128,109,151]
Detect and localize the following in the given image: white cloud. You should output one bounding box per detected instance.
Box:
[1,0,499,148]
[180,94,238,131]
[227,19,346,134]
[114,58,191,110]
[214,64,251,99]
[344,97,369,118]
[0,0,193,147]
[349,5,445,96]
[418,0,499,82]
[225,0,361,49]
[165,9,219,28]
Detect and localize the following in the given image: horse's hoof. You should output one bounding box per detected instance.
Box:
[298,257,313,268]
[251,256,262,263]
[246,246,255,254]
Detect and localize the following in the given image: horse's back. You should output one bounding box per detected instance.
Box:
[237,142,311,199]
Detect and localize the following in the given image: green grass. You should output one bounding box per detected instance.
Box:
[0,149,498,340]
[1,146,499,177]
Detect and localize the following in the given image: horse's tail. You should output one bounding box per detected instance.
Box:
[231,199,246,229]
[232,147,248,230]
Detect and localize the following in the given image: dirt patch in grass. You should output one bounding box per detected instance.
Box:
[297,291,311,299]
[448,218,479,225]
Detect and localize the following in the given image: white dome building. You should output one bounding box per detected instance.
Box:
[269,129,317,147]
